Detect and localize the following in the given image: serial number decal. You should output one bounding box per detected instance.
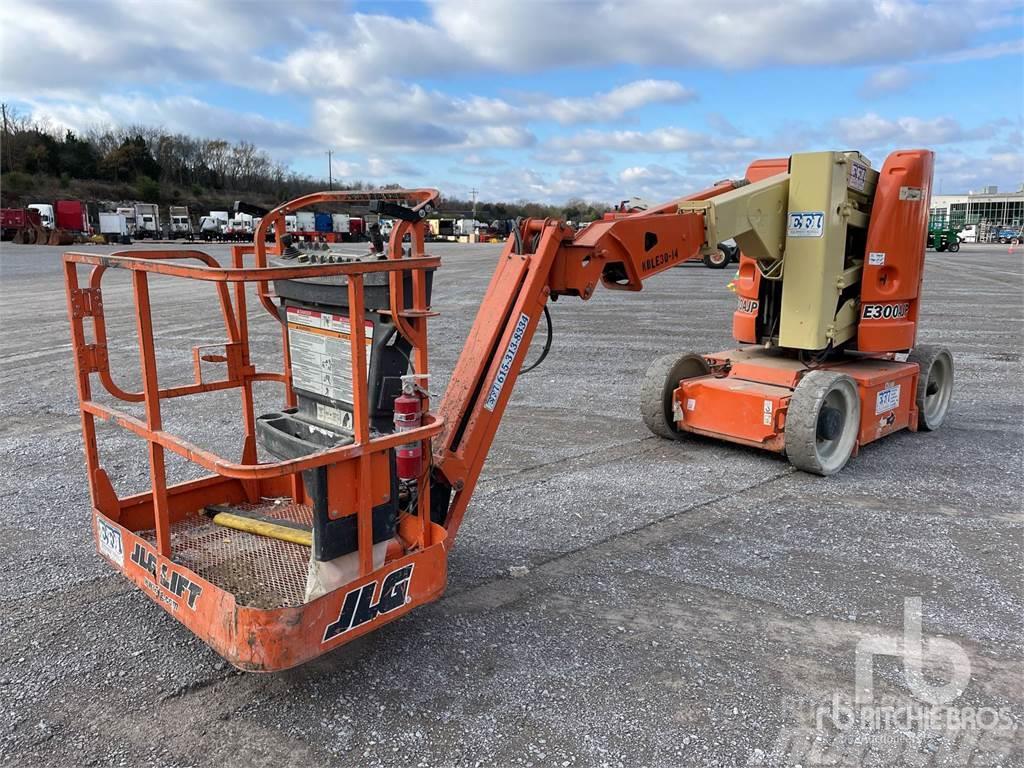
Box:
[484,313,530,411]
[96,515,124,568]
[642,247,680,272]
[867,252,885,266]
[862,302,910,320]
[787,211,824,238]
[737,297,759,314]
[899,186,923,201]
[323,564,414,642]
[876,384,901,415]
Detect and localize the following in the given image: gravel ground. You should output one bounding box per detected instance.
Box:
[0,240,1021,767]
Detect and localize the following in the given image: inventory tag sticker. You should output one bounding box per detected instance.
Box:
[849,161,868,192]
[899,186,923,201]
[787,211,824,238]
[876,384,900,415]
[96,515,124,568]
[763,399,773,426]
[686,398,696,412]
[484,313,530,411]
[868,252,885,266]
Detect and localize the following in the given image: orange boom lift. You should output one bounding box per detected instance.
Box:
[65,150,952,670]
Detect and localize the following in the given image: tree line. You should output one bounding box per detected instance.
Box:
[0,103,610,220]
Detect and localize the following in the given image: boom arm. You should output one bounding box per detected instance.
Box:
[433,177,788,537]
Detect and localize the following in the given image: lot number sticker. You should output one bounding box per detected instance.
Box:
[875,385,900,415]
[97,515,124,567]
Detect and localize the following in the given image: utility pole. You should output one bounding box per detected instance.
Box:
[326,150,333,190]
[1,103,11,173]
[470,187,478,219]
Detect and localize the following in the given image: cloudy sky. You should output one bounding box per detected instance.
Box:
[1,0,1021,203]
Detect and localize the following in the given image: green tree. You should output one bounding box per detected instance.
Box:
[136,175,161,202]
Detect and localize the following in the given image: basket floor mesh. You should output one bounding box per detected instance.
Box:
[139,500,313,609]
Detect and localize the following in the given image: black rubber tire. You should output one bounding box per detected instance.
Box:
[936,244,946,252]
[785,370,860,476]
[640,353,710,440]
[947,240,960,253]
[703,248,730,269]
[907,345,953,431]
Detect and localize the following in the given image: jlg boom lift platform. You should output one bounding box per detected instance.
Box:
[65,149,953,670]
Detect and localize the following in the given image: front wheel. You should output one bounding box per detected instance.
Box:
[785,370,861,476]
[908,345,953,431]
[640,353,710,439]
[947,240,960,253]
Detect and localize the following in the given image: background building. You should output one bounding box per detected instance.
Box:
[930,186,1024,231]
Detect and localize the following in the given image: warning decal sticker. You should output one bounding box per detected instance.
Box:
[286,307,372,405]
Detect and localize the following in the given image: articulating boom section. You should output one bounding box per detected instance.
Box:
[433,177,755,537]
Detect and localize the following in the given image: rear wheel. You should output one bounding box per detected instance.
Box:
[640,352,710,439]
[947,240,960,253]
[785,370,860,476]
[704,247,730,269]
[908,345,953,430]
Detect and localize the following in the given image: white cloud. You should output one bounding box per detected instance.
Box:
[25,95,310,153]
[833,113,998,146]
[539,80,695,124]
[928,37,1024,64]
[859,66,918,98]
[0,0,306,98]
[548,127,760,153]
[934,148,1024,193]
[431,0,974,70]
[307,78,692,152]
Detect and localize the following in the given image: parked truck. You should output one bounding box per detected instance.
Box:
[314,212,333,234]
[54,200,88,233]
[197,216,222,241]
[225,213,254,240]
[99,212,131,244]
[294,211,316,235]
[134,204,160,239]
[168,206,192,238]
[28,204,55,230]
[1,208,47,243]
[116,206,137,235]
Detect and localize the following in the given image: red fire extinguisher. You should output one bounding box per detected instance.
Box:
[394,374,427,481]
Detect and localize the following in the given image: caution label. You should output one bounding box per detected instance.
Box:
[286,307,371,405]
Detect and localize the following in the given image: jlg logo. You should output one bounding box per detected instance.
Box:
[322,564,414,642]
[129,542,203,610]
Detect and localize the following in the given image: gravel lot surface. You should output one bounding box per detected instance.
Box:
[0,241,1021,767]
